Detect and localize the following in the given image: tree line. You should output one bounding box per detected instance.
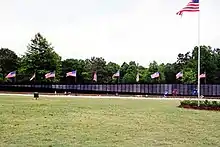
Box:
[0,33,220,84]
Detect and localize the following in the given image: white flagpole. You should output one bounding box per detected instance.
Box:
[197,11,201,106]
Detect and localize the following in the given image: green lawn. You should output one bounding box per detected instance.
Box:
[0,96,219,147]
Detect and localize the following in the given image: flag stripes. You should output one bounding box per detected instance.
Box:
[5,71,16,78]
[151,72,160,79]
[45,72,55,79]
[112,70,120,79]
[93,72,97,82]
[176,0,199,16]
[176,72,183,79]
[199,73,206,78]
[66,70,76,77]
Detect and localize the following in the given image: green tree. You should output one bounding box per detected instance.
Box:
[61,59,86,83]
[212,48,220,83]
[175,52,192,76]
[158,63,166,83]
[138,67,150,83]
[20,33,61,83]
[192,46,216,83]
[84,57,107,83]
[177,45,217,84]
[0,41,217,84]
[164,63,177,84]
[120,62,129,80]
[181,68,196,84]
[106,62,120,83]
[0,48,19,76]
[122,61,138,83]
[148,61,165,83]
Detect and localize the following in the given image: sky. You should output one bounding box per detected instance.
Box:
[0,0,219,67]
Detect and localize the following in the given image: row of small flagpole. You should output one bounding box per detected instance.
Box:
[5,70,206,82]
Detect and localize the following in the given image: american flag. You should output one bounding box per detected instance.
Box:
[93,72,97,82]
[199,73,206,78]
[5,71,16,78]
[176,0,199,16]
[112,70,120,78]
[66,70,76,77]
[151,72,160,79]
[176,72,183,79]
[45,71,55,79]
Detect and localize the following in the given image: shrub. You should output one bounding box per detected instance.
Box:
[179,100,220,110]
[199,100,206,107]
[180,100,190,106]
[212,101,220,108]
[190,100,199,106]
[200,100,211,107]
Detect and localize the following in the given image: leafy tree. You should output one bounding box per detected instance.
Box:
[84,57,107,83]
[212,48,220,83]
[164,63,177,84]
[137,67,149,83]
[148,61,165,83]
[106,62,120,83]
[181,68,196,84]
[61,59,86,83]
[148,61,158,73]
[120,62,129,79]
[0,48,19,76]
[122,73,135,83]
[122,61,138,83]
[1,38,219,84]
[158,64,166,83]
[20,33,61,83]
[182,46,217,84]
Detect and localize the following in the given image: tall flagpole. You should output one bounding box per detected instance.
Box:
[197,10,201,105]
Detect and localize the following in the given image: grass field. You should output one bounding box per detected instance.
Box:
[0,96,220,147]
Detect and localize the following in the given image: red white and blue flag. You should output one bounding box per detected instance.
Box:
[199,73,206,78]
[176,0,199,16]
[45,71,55,79]
[66,70,76,77]
[5,71,16,78]
[112,70,120,79]
[151,72,160,79]
[176,72,183,79]
[93,72,97,82]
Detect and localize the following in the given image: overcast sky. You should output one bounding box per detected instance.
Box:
[0,0,219,66]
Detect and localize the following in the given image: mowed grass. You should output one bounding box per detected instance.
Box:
[0,96,220,147]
